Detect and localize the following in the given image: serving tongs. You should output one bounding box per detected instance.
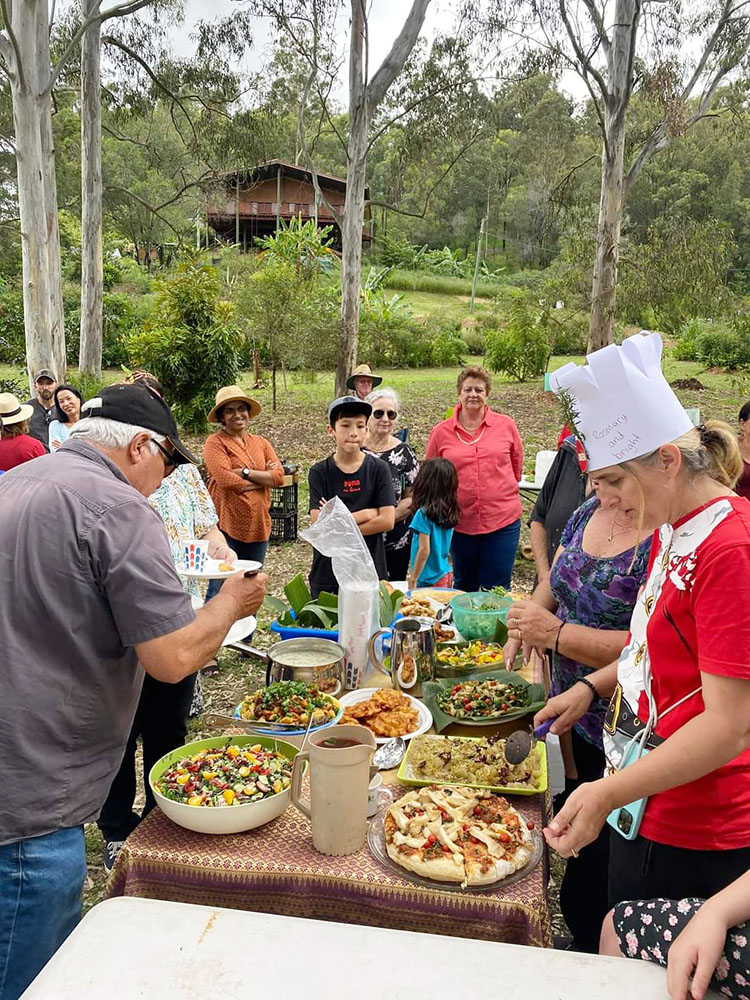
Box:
[504,717,556,765]
[206,713,306,732]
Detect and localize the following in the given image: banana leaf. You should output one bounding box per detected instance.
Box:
[492,618,508,645]
[284,573,312,615]
[294,604,335,629]
[316,592,339,620]
[423,669,547,733]
[263,595,289,616]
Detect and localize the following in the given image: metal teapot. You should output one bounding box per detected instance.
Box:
[368,617,436,698]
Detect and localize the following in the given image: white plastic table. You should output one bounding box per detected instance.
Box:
[22,896,715,999]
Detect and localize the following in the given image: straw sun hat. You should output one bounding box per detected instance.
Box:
[208,385,262,424]
[0,392,34,426]
[345,364,382,391]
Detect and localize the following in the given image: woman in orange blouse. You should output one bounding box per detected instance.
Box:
[203,386,283,590]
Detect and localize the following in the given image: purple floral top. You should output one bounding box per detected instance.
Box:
[549,495,652,748]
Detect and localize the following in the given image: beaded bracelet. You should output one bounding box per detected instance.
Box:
[577,676,599,702]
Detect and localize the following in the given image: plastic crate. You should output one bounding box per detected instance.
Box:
[270,510,297,544]
[270,482,298,516]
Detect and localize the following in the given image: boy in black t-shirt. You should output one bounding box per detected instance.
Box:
[308,396,396,597]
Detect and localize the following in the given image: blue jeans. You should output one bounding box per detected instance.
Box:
[0,826,86,999]
[450,520,521,592]
[205,537,268,602]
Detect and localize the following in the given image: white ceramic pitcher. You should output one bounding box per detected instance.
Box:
[291,725,376,856]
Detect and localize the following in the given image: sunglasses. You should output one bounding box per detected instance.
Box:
[373,409,398,420]
[151,438,178,475]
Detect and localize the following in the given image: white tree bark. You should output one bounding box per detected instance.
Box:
[3,0,66,388]
[334,0,431,396]
[587,0,637,352]
[80,0,103,377]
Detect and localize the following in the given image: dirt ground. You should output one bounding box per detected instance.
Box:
[82,355,737,934]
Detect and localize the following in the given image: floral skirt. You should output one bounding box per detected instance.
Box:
[614,897,750,999]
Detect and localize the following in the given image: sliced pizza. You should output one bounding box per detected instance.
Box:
[383,785,535,888]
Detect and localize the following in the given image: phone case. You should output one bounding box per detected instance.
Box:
[606,744,650,841]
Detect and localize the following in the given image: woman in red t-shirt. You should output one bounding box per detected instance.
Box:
[0,393,45,470]
[532,417,750,911]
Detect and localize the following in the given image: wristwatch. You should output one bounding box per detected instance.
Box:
[242,467,251,480]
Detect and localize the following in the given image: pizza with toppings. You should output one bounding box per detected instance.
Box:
[383,785,535,887]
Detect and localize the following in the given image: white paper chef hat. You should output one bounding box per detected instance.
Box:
[549,332,694,471]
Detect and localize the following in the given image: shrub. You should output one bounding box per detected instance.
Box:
[0,287,26,365]
[673,318,706,361]
[549,317,587,355]
[696,323,750,369]
[485,293,551,381]
[128,255,243,430]
[358,311,464,368]
[0,374,25,396]
[460,327,486,355]
[66,370,110,402]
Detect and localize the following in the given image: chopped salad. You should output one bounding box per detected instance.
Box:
[155,743,292,807]
[436,641,505,671]
[240,680,338,727]
[437,678,531,719]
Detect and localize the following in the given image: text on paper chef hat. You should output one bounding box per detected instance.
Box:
[548,332,693,471]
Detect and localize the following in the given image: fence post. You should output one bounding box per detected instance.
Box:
[470,217,486,313]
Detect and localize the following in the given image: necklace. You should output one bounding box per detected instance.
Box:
[607,511,634,543]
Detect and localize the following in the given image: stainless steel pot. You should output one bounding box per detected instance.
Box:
[243,637,346,697]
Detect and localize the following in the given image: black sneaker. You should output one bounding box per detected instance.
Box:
[103,840,125,874]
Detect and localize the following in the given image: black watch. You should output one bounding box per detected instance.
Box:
[242,467,251,480]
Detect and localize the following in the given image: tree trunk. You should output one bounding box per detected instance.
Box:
[587,0,638,353]
[335,0,367,398]
[7,0,66,389]
[79,0,103,377]
[587,120,626,351]
[334,0,431,396]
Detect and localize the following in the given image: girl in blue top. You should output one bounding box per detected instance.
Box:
[407,458,461,589]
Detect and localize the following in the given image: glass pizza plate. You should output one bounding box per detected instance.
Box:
[367,810,544,894]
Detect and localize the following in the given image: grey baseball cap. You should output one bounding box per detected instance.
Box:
[34,368,57,382]
[327,395,372,425]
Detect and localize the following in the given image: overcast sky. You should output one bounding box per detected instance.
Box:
[95,0,586,106]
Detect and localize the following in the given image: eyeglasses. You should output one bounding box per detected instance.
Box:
[151,438,177,475]
[373,409,398,420]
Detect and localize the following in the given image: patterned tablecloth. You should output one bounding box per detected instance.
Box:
[106,657,552,947]
[106,781,550,947]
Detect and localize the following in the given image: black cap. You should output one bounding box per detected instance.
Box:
[81,383,198,465]
[327,395,372,425]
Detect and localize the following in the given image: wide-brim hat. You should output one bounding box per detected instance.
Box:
[208,385,262,424]
[0,392,34,426]
[345,364,382,391]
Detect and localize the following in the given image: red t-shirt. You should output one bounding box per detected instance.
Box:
[0,434,45,471]
[425,405,523,534]
[638,495,750,849]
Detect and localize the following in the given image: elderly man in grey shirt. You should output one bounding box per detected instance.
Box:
[0,383,268,1000]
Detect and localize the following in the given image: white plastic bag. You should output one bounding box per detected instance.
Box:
[299,497,380,689]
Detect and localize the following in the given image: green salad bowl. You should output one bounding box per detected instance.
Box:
[149,734,300,835]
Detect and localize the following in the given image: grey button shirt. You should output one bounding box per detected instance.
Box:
[0,439,196,845]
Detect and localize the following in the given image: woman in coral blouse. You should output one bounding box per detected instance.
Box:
[203,386,283,580]
[425,365,523,591]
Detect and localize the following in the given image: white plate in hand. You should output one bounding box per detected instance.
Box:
[337,688,433,745]
[189,597,256,647]
[177,558,262,580]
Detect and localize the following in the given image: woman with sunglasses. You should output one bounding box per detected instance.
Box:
[363,388,419,582]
